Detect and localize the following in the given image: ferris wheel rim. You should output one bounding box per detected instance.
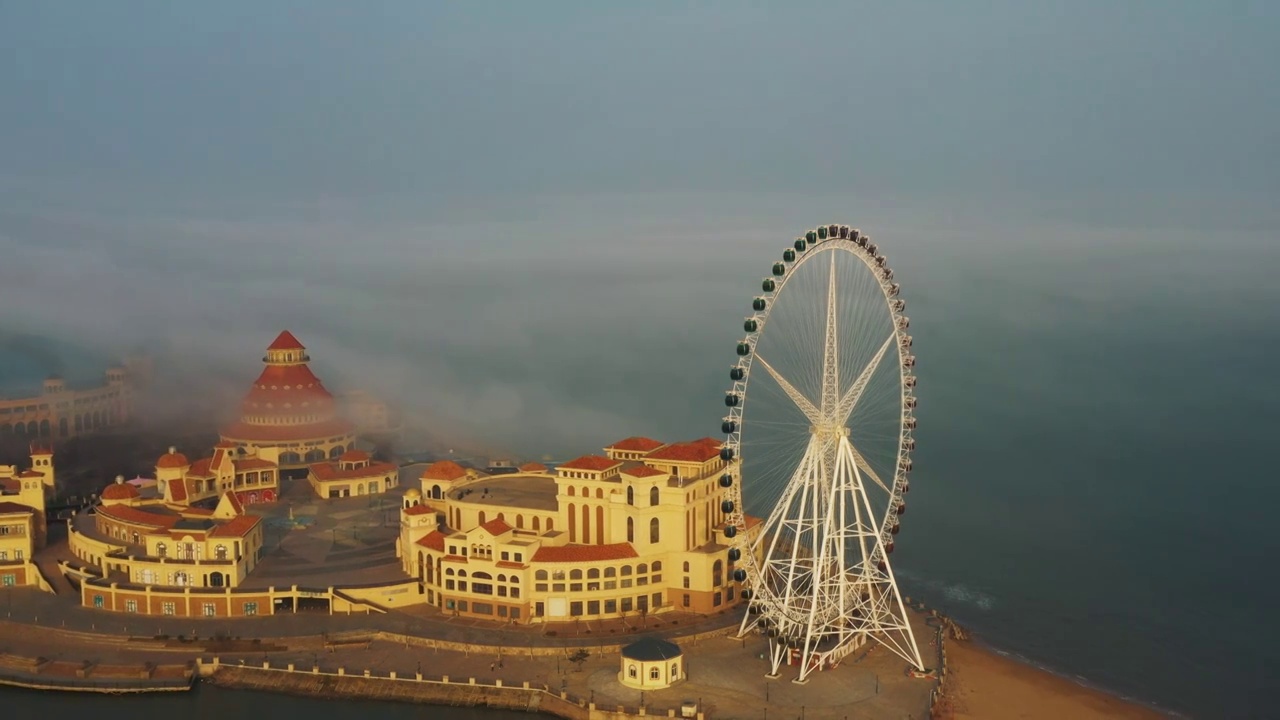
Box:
[722,229,915,550]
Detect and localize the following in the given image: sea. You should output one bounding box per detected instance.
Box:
[1,191,1277,718]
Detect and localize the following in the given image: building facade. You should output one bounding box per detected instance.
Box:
[68,478,264,602]
[155,443,281,507]
[307,449,399,499]
[0,445,52,587]
[397,436,761,625]
[219,331,357,471]
[0,367,132,441]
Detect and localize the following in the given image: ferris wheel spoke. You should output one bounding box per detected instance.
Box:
[819,251,841,418]
[836,333,897,427]
[754,354,821,424]
[846,439,891,495]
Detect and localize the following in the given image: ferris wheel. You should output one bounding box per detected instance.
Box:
[720,223,924,682]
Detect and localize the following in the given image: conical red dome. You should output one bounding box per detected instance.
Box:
[220,332,354,444]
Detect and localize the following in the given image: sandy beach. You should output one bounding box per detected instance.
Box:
[935,638,1168,719]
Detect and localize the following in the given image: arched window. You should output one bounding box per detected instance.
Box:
[533,517,541,531]
[587,568,600,579]
[671,663,679,679]
[713,560,723,587]
[516,514,525,529]
[620,566,633,577]
[547,518,554,531]
[458,569,467,577]
[650,667,660,680]
[567,486,575,497]
[626,487,634,505]
[683,561,690,572]
[570,569,583,580]
[479,511,487,525]
[156,542,167,558]
[650,517,660,544]
[215,544,228,560]
[628,665,638,679]
[604,567,617,578]
[626,517,634,543]
[595,488,603,499]
[637,563,648,575]
[580,486,589,498]
[446,568,455,576]
[652,561,662,572]
[498,574,506,582]
[510,576,519,584]
[650,486,659,506]
[535,570,548,581]
[431,485,442,500]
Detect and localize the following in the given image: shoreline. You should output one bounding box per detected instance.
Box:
[0,610,1178,719]
[935,632,1173,720]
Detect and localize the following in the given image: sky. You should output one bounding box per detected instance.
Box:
[3,4,1280,714]
[2,1,1278,455]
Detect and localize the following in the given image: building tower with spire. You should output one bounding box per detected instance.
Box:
[219,331,356,471]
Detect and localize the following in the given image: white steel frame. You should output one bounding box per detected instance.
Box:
[722,225,923,682]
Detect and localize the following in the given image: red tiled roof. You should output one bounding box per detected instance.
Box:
[223,492,244,514]
[607,436,665,452]
[415,531,446,551]
[421,460,468,481]
[169,478,188,502]
[0,478,19,493]
[188,458,214,477]
[744,514,763,530]
[156,451,190,469]
[531,543,638,563]
[558,455,622,472]
[310,460,396,481]
[623,465,666,478]
[28,442,53,455]
[234,458,276,471]
[495,560,525,569]
[220,418,355,443]
[97,505,180,529]
[102,482,141,500]
[340,449,370,462]
[0,502,34,515]
[480,518,513,536]
[518,462,548,472]
[442,554,467,563]
[404,504,436,516]
[210,514,260,538]
[267,330,306,351]
[646,438,722,463]
[16,471,43,479]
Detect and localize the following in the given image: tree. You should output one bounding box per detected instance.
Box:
[568,649,591,672]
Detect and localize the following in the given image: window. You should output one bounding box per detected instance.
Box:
[570,601,583,616]
[713,560,723,587]
[570,569,583,580]
[588,600,600,615]
[650,667,660,680]
[93,595,104,608]
[163,602,176,615]
[244,602,258,616]
[501,551,509,561]
[535,570,548,581]
[628,665,638,679]
[626,487,634,505]
[510,587,521,598]
[472,583,493,595]
[671,663,679,680]
[650,518,660,544]
[156,542,167,558]
[215,544,228,560]
[203,603,216,616]
[514,553,523,562]
[605,599,617,614]
[125,599,138,613]
[650,486,659,506]
[627,518,634,543]
[652,561,662,572]
[683,561,690,572]
[1,574,14,587]
[713,592,722,607]
[13,550,21,561]
[682,593,690,607]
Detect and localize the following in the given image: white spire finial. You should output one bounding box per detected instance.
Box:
[115,475,125,484]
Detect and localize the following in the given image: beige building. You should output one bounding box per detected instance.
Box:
[0,444,53,587]
[619,637,685,690]
[397,436,761,624]
[0,367,132,441]
[69,477,264,595]
[156,442,281,507]
[307,449,398,499]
